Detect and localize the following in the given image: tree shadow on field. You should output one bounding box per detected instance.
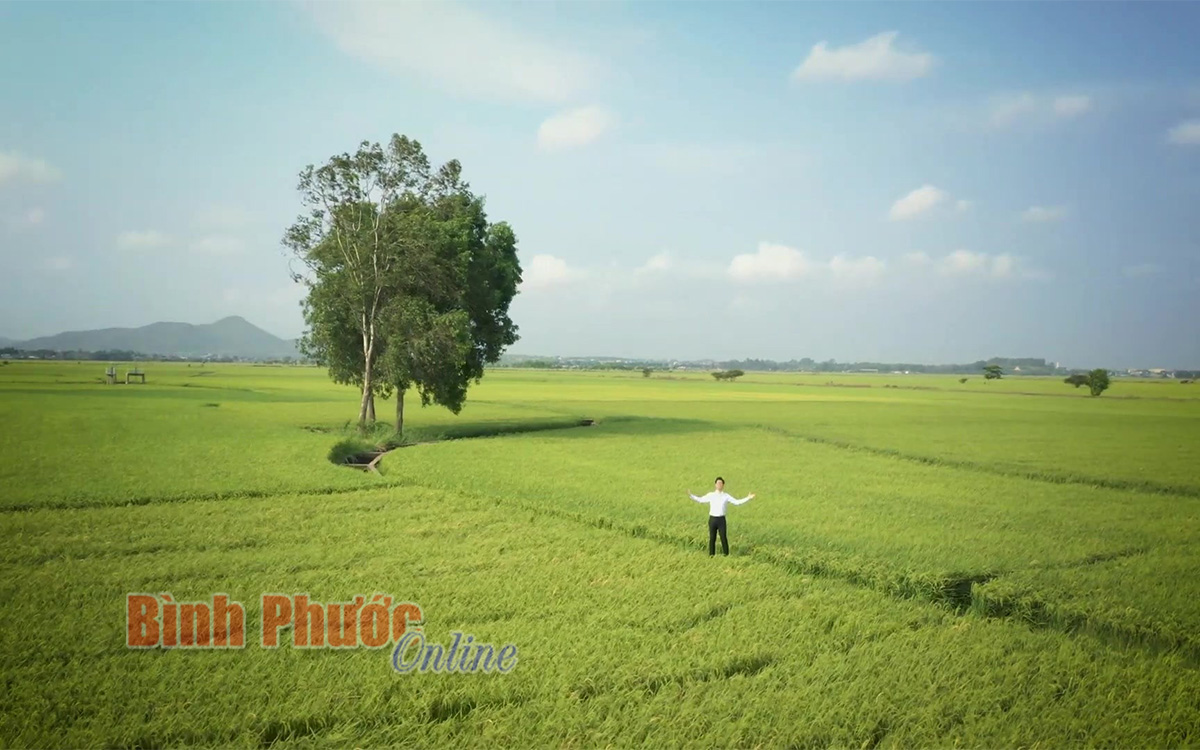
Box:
[552,415,716,439]
[329,415,718,468]
[394,415,715,446]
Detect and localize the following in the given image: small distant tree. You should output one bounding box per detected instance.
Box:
[983,364,1003,380]
[642,368,652,378]
[959,377,968,384]
[1088,368,1110,397]
[1064,373,1089,388]
[713,369,745,382]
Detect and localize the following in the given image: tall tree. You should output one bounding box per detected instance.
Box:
[375,182,521,433]
[287,135,521,435]
[286,136,433,430]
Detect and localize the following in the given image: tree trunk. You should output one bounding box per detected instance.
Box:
[358,360,374,432]
[358,328,375,433]
[395,388,405,435]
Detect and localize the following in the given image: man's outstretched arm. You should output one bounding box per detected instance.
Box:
[689,492,708,503]
[730,492,756,505]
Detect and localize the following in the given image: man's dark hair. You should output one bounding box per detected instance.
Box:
[715,476,724,483]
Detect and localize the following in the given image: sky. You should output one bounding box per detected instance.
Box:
[1,1,1198,369]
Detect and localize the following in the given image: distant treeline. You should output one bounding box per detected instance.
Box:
[10,348,1188,378]
[0,347,309,364]
[506,357,1073,375]
[507,359,647,371]
[717,357,1066,374]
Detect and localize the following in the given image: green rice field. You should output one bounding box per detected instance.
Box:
[2,360,1199,747]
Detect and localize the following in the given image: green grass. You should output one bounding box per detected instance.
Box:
[0,363,578,509]
[374,418,1200,636]
[972,543,1200,657]
[2,489,1198,748]
[2,360,1199,746]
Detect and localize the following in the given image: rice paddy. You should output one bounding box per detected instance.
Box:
[1,361,1197,746]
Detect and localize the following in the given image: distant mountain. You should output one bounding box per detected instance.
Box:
[10,316,301,359]
[0,336,13,347]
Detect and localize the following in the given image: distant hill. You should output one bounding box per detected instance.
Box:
[9,316,301,359]
[0,336,13,347]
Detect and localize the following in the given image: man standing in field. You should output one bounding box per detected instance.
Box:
[689,477,754,556]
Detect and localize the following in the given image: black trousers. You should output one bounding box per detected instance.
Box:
[708,515,729,556]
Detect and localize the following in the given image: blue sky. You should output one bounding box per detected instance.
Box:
[1,1,1198,368]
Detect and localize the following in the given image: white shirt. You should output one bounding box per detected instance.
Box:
[690,491,751,517]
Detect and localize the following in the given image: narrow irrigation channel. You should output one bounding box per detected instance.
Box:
[333,417,598,474]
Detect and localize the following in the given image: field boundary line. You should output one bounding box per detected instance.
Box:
[0,480,410,514]
[748,423,1200,500]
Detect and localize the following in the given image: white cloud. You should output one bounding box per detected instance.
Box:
[729,242,815,283]
[938,249,989,276]
[1021,205,1068,223]
[520,244,1046,297]
[989,92,1093,129]
[1122,263,1163,278]
[1053,95,1092,118]
[932,249,1044,281]
[1166,119,1200,145]
[522,244,1045,295]
[727,244,884,286]
[190,236,247,255]
[792,31,934,83]
[521,254,582,290]
[537,106,616,152]
[116,230,173,251]
[45,256,72,271]
[635,252,672,275]
[727,243,1043,287]
[889,185,948,221]
[306,1,597,103]
[988,93,1038,128]
[0,151,62,185]
[828,254,886,283]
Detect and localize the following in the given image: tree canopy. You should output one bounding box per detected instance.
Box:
[285,134,521,434]
[1064,373,1090,388]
